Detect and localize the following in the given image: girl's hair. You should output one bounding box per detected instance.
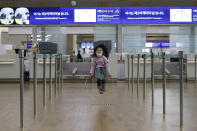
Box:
[93,44,109,58]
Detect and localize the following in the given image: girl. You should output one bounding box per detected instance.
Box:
[89,44,112,94]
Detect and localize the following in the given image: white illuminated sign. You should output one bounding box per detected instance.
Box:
[145,42,153,48]
[170,9,192,22]
[74,9,96,22]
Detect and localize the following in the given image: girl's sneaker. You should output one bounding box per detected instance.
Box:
[102,85,106,92]
[99,90,103,94]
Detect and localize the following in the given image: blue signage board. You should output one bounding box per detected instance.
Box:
[19,7,197,24]
[121,7,197,24]
[30,7,60,24]
[96,7,121,24]
[60,7,74,24]
[30,7,121,24]
[30,7,73,24]
[160,42,170,48]
[121,7,169,24]
[145,42,170,48]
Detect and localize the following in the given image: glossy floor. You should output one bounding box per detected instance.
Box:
[0,81,197,131]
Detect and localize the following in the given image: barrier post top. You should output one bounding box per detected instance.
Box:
[151,52,154,58]
[161,52,165,59]
[19,49,24,58]
[43,54,47,59]
[178,51,184,58]
[33,52,37,59]
[142,54,146,58]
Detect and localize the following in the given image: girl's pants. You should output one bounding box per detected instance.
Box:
[97,79,105,87]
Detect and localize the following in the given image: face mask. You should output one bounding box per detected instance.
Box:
[96,53,103,57]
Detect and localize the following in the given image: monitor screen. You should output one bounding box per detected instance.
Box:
[27,44,32,49]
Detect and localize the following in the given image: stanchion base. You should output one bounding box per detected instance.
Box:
[163,114,166,119]
[34,115,37,120]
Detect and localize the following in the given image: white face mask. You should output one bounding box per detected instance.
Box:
[96,53,103,57]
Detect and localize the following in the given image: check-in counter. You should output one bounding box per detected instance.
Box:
[0,53,196,81]
[125,57,152,79]
[187,59,196,80]
[0,54,118,80]
[63,54,118,79]
[0,55,19,79]
[124,54,196,80]
[0,54,56,80]
[29,58,55,79]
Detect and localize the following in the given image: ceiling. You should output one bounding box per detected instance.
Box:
[0,0,197,7]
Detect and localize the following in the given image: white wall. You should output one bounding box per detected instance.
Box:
[8,27,32,35]
[1,33,28,45]
[61,27,94,34]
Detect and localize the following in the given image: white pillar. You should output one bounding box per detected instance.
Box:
[73,34,77,54]
[32,26,37,44]
[116,24,122,53]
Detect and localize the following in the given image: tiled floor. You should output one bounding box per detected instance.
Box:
[0,81,197,131]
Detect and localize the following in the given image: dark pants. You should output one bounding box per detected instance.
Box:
[97,79,105,87]
[24,71,30,81]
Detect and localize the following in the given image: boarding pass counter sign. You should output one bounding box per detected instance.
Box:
[74,9,96,22]
[170,9,192,22]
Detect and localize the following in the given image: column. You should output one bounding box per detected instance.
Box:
[116,24,122,53]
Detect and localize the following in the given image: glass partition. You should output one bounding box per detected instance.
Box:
[94,25,117,53]
[122,25,197,54]
[122,25,146,53]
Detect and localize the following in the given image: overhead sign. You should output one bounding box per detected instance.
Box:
[2,7,197,24]
[121,7,169,24]
[30,7,73,24]
[96,7,120,24]
[30,7,121,24]
[0,7,29,25]
[71,7,121,24]
[0,7,15,24]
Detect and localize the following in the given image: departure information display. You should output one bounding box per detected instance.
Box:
[2,7,197,24]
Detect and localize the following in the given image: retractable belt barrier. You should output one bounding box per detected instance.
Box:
[127,52,184,127]
[18,42,61,130]
[18,50,188,130]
